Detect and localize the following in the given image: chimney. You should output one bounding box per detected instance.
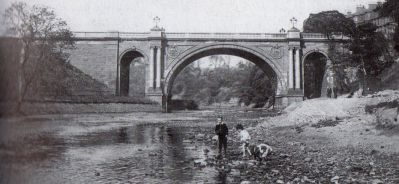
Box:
[356,5,365,13]
[368,4,377,10]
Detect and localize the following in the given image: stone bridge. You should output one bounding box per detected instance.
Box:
[68,26,347,111]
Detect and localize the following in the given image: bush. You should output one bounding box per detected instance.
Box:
[170,100,199,110]
[365,100,398,114]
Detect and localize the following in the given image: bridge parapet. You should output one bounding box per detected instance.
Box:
[301,33,327,39]
[73,32,150,40]
[164,32,287,40]
[72,31,349,41]
[73,31,288,40]
[301,33,349,40]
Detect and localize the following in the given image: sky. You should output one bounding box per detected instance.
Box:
[0,0,382,68]
[0,0,381,34]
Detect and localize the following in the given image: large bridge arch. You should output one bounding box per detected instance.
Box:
[163,43,285,109]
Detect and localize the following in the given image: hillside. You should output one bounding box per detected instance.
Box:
[380,62,399,90]
[28,58,112,100]
[257,90,399,152]
[0,38,144,103]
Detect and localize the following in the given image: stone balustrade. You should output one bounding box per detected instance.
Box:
[72,31,351,41]
[73,31,291,40]
[301,33,349,40]
[164,32,287,39]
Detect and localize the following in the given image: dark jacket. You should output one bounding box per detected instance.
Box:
[215,123,228,137]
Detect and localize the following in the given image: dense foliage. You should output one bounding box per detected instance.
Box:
[350,23,392,76]
[378,0,399,52]
[303,10,393,92]
[172,58,275,108]
[303,10,356,38]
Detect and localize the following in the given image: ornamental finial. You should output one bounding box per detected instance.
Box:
[290,17,298,28]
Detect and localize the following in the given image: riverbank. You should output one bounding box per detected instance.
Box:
[0,102,162,116]
[228,90,399,183]
[179,90,399,183]
[1,92,398,183]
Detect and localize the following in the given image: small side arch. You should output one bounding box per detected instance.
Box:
[119,48,149,64]
[301,50,330,99]
[118,49,148,96]
[302,49,330,62]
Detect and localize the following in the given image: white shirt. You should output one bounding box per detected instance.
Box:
[239,129,251,142]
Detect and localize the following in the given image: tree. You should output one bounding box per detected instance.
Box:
[378,0,399,51]
[209,55,227,69]
[304,10,393,94]
[350,23,393,88]
[303,10,356,38]
[304,11,356,94]
[171,59,275,107]
[236,63,275,108]
[3,2,74,113]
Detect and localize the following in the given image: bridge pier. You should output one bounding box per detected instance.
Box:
[275,95,303,108]
[286,27,304,102]
[146,91,164,105]
[145,26,165,106]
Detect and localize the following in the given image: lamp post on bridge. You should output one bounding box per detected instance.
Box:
[151,16,164,31]
[153,16,160,29]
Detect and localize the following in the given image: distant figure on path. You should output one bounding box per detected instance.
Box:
[236,124,251,157]
[327,88,332,98]
[333,87,338,98]
[215,117,228,157]
[326,70,337,98]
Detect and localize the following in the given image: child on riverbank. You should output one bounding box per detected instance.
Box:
[236,124,251,157]
[215,117,228,157]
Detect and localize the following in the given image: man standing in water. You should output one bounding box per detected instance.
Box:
[215,117,228,157]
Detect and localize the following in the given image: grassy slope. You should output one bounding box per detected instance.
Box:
[380,62,399,90]
[0,38,155,104]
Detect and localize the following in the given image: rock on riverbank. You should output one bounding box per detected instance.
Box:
[197,90,399,183]
[239,90,399,183]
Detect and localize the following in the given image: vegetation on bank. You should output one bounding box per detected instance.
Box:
[378,0,399,52]
[303,10,395,94]
[0,37,156,105]
[2,2,75,113]
[0,3,156,116]
[172,59,275,108]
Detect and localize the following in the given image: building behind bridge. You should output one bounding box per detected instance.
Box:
[346,2,396,39]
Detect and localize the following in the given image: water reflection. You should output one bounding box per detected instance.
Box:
[217,170,228,184]
[116,127,128,144]
[0,121,222,184]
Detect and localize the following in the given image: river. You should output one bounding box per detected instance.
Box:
[0,108,272,184]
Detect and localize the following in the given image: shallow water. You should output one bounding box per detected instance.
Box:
[0,118,232,184]
[0,108,275,184]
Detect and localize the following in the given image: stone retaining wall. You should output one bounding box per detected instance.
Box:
[1,102,162,115]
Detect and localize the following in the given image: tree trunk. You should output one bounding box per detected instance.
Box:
[16,42,25,114]
[360,56,368,95]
